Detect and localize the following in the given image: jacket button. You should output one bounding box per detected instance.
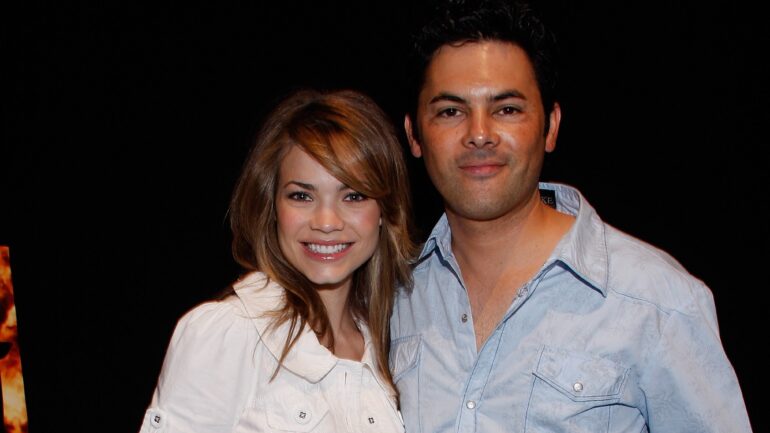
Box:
[149,410,164,428]
[295,409,312,424]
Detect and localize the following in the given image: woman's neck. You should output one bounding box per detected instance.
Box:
[316,281,364,361]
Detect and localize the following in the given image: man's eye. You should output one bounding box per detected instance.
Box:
[498,106,521,115]
[345,192,368,202]
[288,191,311,201]
[438,107,460,117]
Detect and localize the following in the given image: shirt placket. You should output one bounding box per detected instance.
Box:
[360,366,390,431]
[341,362,363,433]
[454,266,547,433]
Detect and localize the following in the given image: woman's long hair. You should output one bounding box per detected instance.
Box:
[229,88,416,390]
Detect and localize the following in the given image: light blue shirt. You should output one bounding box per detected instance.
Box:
[390,183,751,433]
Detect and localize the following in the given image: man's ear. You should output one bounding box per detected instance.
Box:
[404,115,423,158]
[545,102,561,153]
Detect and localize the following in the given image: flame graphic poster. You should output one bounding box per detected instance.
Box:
[0,247,28,433]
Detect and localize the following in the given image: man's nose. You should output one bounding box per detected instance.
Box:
[464,112,498,148]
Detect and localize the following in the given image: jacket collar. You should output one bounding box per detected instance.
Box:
[232,272,338,383]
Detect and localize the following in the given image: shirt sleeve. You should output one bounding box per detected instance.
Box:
[139,299,261,433]
[640,290,752,433]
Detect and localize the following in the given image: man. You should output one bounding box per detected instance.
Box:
[389,0,752,432]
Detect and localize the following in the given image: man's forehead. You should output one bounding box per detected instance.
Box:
[421,41,538,101]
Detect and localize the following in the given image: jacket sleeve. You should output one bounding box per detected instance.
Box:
[139,299,261,433]
[640,288,752,432]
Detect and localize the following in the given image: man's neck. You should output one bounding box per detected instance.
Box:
[446,193,567,273]
[446,191,575,350]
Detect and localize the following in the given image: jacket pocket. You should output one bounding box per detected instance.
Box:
[265,387,330,432]
[526,346,629,433]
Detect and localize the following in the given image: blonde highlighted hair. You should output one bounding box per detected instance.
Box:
[229,88,416,390]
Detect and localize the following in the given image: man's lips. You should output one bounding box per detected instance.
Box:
[459,161,506,176]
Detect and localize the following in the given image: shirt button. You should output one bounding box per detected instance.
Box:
[466,400,476,409]
[461,313,468,323]
[573,382,584,392]
[295,409,311,424]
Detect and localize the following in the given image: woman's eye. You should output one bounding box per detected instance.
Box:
[345,192,368,202]
[288,191,311,201]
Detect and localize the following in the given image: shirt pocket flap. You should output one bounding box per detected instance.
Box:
[265,388,330,432]
[533,346,628,402]
[389,335,421,383]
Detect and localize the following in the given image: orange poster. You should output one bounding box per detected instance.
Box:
[0,247,28,433]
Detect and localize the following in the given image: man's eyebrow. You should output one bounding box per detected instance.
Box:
[428,90,526,105]
[428,93,467,105]
[492,90,525,101]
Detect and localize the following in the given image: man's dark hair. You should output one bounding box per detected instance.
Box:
[405,0,559,135]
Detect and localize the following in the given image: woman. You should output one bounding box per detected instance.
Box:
[139,89,415,432]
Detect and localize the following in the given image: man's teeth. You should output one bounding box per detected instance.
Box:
[306,243,349,254]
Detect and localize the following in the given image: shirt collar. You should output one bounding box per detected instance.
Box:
[232,272,338,383]
[540,183,609,296]
[418,213,452,262]
[418,182,609,296]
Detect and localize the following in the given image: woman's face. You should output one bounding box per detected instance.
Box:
[276,145,381,291]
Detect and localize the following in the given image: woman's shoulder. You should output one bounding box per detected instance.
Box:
[230,271,286,317]
[176,271,279,322]
[167,297,252,348]
[168,272,283,340]
[147,278,272,430]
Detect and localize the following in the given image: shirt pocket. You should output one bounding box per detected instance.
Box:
[389,335,421,432]
[389,334,421,384]
[265,386,330,432]
[526,346,629,433]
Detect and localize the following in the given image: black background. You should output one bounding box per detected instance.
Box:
[2,1,767,432]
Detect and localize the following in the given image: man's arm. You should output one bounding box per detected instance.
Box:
[640,292,752,432]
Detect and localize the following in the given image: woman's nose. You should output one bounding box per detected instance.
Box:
[310,204,344,232]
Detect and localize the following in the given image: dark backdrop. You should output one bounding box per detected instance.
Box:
[2,1,767,432]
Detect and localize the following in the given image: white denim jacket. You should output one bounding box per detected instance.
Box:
[140,272,403,433]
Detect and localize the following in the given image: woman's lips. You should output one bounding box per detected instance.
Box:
[302,242,352,261]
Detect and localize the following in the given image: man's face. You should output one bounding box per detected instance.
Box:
[406,40,560,222]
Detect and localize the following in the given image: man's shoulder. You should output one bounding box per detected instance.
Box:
[602,224,713,314]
